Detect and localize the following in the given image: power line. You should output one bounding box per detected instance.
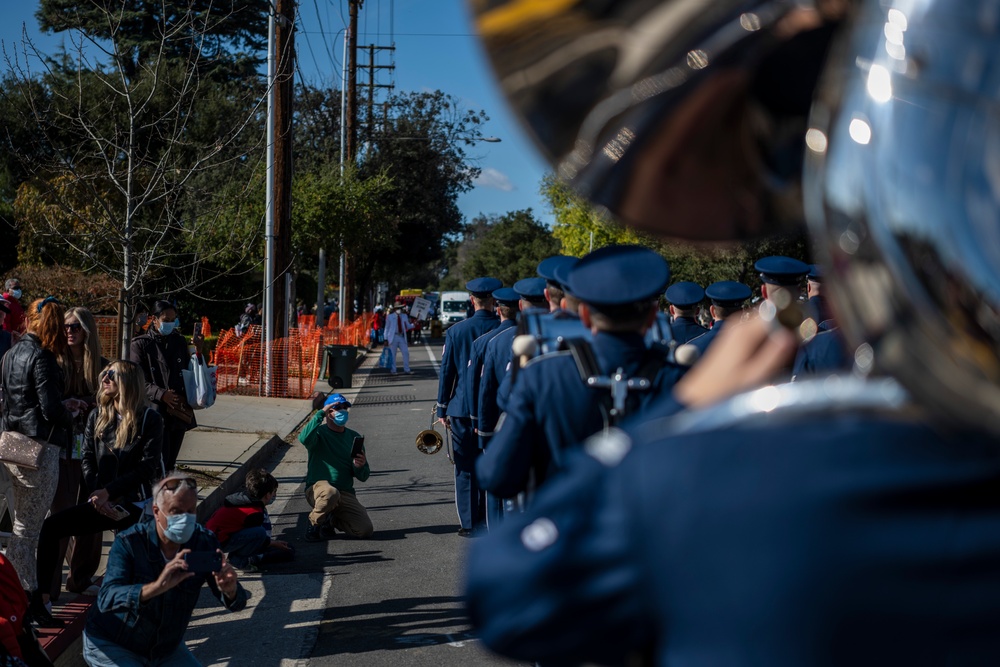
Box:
[297,30,478,37]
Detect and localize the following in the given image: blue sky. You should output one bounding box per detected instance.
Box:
[0,0,553,227]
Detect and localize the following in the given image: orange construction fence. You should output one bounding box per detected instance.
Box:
[212,313,373,399]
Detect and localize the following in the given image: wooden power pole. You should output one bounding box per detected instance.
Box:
[342,0,362,321]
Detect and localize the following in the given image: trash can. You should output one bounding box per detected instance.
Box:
[324,344,356,388]
[430,320,443,338]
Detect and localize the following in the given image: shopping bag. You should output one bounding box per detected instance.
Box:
[378,346,393,370]
[183,353,217,409]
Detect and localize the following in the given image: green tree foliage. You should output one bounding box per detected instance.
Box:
[541,173,810,293]
[293,164,396,268]
[447,210,559,288]
[36,0,267,81]
[358,90,488,291]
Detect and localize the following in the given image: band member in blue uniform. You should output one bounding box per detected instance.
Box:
[536,255,578,313]
[755,256,810,309]
[468,287,520,433]
[688,281,751,357]
[805,264,834,328]
[466,287,521,529]
[490,277,549,416]
[436,277,501,536]
[664,281,707,343]
[467,0,1000,663]
[477,245,683,500]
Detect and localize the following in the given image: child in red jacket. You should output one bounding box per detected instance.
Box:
[206,469,294,570]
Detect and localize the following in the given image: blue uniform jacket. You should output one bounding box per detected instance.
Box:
[670,316,708,344]
[86,519,247,661]
[478,325,517,449]
[793,327,851,379]
[466,319,516,422]
[688,319,726,357]
[436,310,500,419]
[477,332,682,498]
[466,401,1000,666]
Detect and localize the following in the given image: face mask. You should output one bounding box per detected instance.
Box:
[332,410,349,426]
[266,495,276,506]
[10,290,21,299]
[162,512,197,544]
[158,320,176,336]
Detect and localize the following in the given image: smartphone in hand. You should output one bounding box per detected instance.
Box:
[106,504,131,521]
[351,436,365,459]
[184,551,223,574]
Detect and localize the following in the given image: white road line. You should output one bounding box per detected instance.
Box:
[424,340,441,375]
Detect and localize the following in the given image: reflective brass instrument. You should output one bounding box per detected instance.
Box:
[416,406,443,455]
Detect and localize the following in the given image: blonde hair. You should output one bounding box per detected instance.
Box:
[62,307,103,397]
[95,360,148,449]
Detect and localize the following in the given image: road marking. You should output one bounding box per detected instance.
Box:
[423,341,440,376]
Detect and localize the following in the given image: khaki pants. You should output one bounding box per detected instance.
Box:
[305,480,373,538]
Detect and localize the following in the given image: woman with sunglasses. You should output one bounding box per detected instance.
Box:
[32,360,163,627]
[45,307,108,601]
[0,297,85,624]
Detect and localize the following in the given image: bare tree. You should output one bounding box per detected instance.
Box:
[4,2,270,355]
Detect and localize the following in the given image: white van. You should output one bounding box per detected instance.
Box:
[440,291,470,329]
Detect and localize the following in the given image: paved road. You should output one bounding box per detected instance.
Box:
[186,340,520,666]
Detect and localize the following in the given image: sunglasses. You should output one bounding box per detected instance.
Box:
[64,322,83,333]
[100,369,116,383]
[159,477,197,494]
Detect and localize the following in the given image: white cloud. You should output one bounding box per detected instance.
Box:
[475,167,515,192]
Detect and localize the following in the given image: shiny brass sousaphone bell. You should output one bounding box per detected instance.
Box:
[416,406,444,455]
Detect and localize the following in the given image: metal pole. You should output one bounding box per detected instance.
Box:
[316,248,326,327]
[264,6,276,396]
[338,28,348,322]
[589,230,594,253]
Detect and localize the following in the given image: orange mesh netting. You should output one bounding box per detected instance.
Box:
[211,313,372,398]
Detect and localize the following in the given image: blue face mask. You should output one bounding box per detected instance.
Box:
[163,512,197,544]
[10,289,21,300]
[332,410,349,426]
[158,320,176,336]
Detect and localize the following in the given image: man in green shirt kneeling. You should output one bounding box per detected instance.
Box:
[298,393,373,541]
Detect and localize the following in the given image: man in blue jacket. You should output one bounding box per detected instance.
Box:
[83,473,247,665]
[436,277,502,536]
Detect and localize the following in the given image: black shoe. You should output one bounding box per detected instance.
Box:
[457,528,472,537]
[319,524,338,540]
[304,524,323,542]
[29,591,64,628]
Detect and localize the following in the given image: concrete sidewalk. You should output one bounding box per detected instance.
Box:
[45,350,370,666]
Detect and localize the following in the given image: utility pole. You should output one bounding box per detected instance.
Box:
[273,0,295,340]
[342,0,362,321]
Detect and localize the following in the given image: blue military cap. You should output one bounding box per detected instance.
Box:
[466,277,503,297]
[705,281,752,307]
[513,277,547,300]
[665,282,704,308]
[537,256,578,286]
[807,264,823,282]
[552,260,578,295]
[492,287,520,306]
[755,256,810,286]
[566,245,669,307]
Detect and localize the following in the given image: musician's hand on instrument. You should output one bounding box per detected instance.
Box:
[674,314,797,409]
[436,417,450,428]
